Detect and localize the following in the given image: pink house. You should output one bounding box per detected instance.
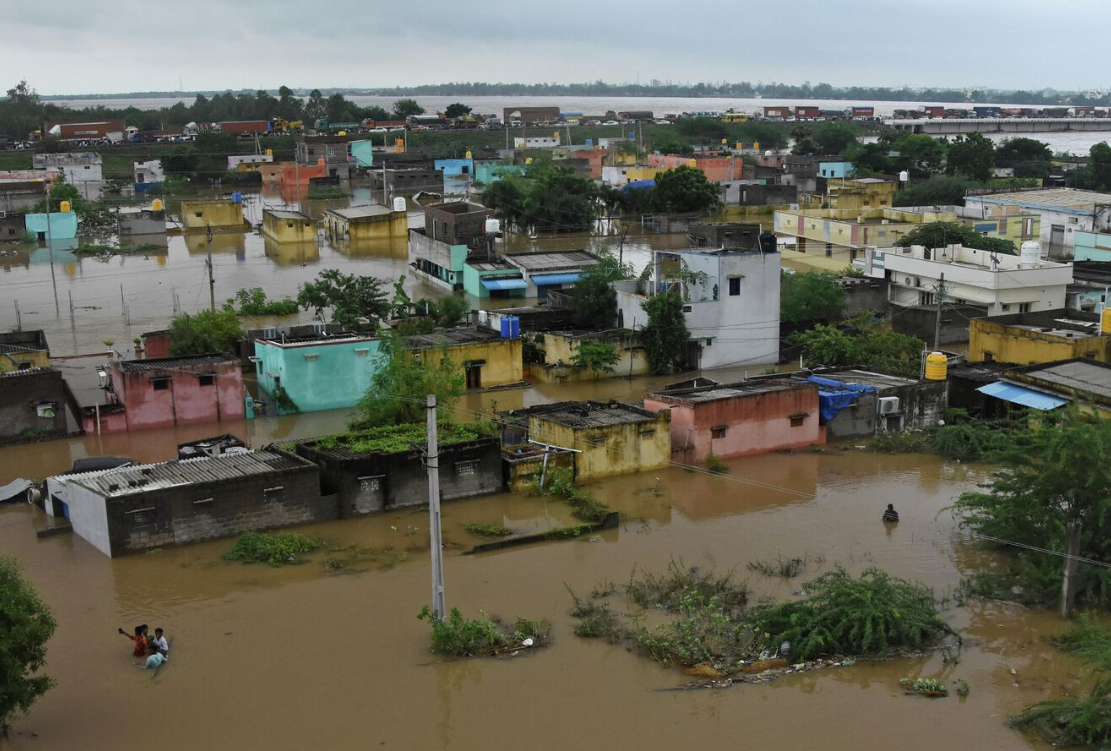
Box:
[81,354,245,434]
[568,148,610,179]
[647,152,743,182]
[643,380,821,463]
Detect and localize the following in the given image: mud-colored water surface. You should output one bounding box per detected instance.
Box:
[0,449,1086,751]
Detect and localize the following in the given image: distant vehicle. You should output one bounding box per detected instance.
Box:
[369,127,388,133]
[584,120,600,127]
[653,120,672,125]
[602,120,619,126]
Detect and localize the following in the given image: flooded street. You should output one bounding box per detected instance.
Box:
[0,448,1084,750]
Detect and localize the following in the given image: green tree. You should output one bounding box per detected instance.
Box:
[161,145,201,177]
[297,269,389,330]
[1081,142,1111,191]
[359,105,391,123]
[889,133,947,178]
[791,314,923,376]
[954,406,1111,607]
[995,137,1052,179]
[780,271,846,326]
[223,288,299,316]
[484,161,598,232]
[0,556,57,737]
[571,340,620,378]
[641,290,690,374]
[304,89,326,122]
[652,165,720,214]
[349,331,464,429]
[896,221,1016,254]
[790,124,819,156]
[393,99,425,119]
[812,122,859,156]
[444,103,472,118]
[650,132,692,155]
[168,309,245,356]
[945,133,995,181]
[892,175,976,207]
[572,253,630,329]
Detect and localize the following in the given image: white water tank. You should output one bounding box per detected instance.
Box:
[485,218,501,235]
[1020,240,1041,265]
[898,170,909,182]
[392,197,406,212]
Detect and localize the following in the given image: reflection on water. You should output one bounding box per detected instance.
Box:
[262,237,321,266]
[183,231,246,258]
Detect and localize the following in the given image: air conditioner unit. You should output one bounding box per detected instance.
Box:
[878,396,901,415]
[0,210,7,219]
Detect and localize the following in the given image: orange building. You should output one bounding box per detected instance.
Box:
[567,148,610,179]
[647,153,743,182]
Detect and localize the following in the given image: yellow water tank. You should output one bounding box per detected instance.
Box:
[265,148,273,157]
[59,200,71,213]
[925,351,947,381]
[337,130,346,136]
[151,198,164,212]
[1102,307,1111,335]
[465,150,472,160]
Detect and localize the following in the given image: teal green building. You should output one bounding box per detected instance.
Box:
[253,333,384,413]
[462,260,527,299]
[474,160,525,186]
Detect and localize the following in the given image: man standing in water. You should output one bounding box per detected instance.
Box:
[150,628,169,656]
[882,504,899,523]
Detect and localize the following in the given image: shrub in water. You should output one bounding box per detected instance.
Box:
[222,531,321,567]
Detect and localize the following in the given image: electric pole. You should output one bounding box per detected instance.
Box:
[933,273,945,351]
[205,224,216,311]
[425,394,446,621]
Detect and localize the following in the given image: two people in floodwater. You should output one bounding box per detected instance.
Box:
[119,624,169,668]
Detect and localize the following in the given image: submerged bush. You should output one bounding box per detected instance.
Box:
[417,606,549,657]
[222,531,321,567]
[463,522,513,538]
[537,467,611,523]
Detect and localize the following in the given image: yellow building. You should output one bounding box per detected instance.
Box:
[404,327,523,389]
[518,401,671,481]
[969,312,1111,365]
[179,199,245,231]
[0,330,51,369]
[323,204,408,242]
[814,177,897,210]
[774,207,957,260]
[262,209,316,243]
[532,330,649,383]
[778,248,853,274]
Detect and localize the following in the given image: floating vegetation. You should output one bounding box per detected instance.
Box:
[705,454,728,474]
[626,560,749,614]
[900,677,949,697]
[417,607,550,658]
[747,554,817,579]
[955,679,970,697]
[464,522,512,538]
[222,532,321,567]
[535,467,612,524]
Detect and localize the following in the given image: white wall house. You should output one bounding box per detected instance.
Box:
[133,160,164,187]
[32,152,105,199]
[615,248,781,371]
[964,188,1111,254]
[862,243,1073,316]
[513,135,561,149]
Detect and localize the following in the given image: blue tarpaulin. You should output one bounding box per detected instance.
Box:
[807,375,878,421]
[481,278,527,291]
[622,180,656,192]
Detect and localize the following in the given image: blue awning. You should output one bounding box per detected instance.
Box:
[531,272,581,286]
[481,278,528,291]
[977,381,1067,411]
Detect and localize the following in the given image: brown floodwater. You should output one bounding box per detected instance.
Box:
[0,446,1089,751]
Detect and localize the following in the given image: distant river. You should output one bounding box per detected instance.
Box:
[46,94,1110,153]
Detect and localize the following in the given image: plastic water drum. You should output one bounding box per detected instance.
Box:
[924,352,947,381]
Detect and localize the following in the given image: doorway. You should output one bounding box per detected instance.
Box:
[465,363,482,389]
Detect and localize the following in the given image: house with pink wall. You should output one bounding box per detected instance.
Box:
[647,152,744,182]
[81,354,245,434]
[643,379,820,463]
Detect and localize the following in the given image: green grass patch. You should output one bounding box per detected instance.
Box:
[417,607,550,657]
[464,522,512,538]
[306,185,347,200]
[309,422,484,455]
[222,531,321,567]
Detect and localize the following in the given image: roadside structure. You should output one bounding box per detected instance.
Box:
[503,401,671,481]
[296,136,351,179]
[802,369,947,438]
[644,379,820,462]
[81,354,246,434]
[32,152,105,198]
[43,450,329,556]
[532,330,648,383]
[503,250,601,298]
[408,201,497,291]
[117,205,167,237]
[24,210,77,241]
[132,160,164,192]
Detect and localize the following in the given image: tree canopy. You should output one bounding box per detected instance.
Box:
[896,221,1017,254]
[995,137,1053,179]
[791,314,923,376]
[296,269,389,330]
[945,133,996,181]
[392,99,425,119]
[571,340,620,378]
[641,290,690,374]
[482,161,599,232]
[572,253,631,329]
[168,309,245,356]
[780,271,846,326]
[0,555,57,735]
[349,331,464,429]
[443,103,472,118]
[651,166,721,214]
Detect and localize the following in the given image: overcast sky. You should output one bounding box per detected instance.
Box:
[6,0,1108,95]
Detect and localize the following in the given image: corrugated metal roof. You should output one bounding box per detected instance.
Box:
[974,188,1111,214]
[74,451,309,497]
[531,272,581,285]
[116,354,237,372]
[977,382,1067,410]
[481,278,528,291]
[505,250,599,272]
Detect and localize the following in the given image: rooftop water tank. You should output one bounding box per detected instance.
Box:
[231,192,243,204]
[59,200,71,213]
[151,198,164,212]
[265,148,273,157]
[485,218,501,235]
[899,170,910,182]
[392,197,406,212]
[924,351,947,381]
[1020,240,1040,265]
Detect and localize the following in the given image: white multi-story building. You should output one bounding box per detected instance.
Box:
[964,188,1111,254]
[615,246,781,371]
[862,243,1073,316]
[32,152,104,198]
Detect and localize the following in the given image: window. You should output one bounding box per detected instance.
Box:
[455,460,479,476]
[357,475,382,492]
[263,486,285,503]
[194,211,203,218]
[151,378,170,391]
[639,429,656,438]
[728,277,741,296]
[711,426,727,439]
[1019,303,1032,313]
[983,351,995,362]
[126,506,156,525]
[790,415,806,427]
[197,374,215,386]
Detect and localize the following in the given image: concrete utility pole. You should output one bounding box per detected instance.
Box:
[933,273,946,351]
[425,394,446,621]
[1060,520,1082,618]
[14,300,21,331]
[205,224,216,311]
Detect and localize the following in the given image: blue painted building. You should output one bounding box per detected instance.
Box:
[1075,230,1111,262]
[253,332,384,414]
[435,157,474,196]
[25,212,78,241]
[818,162,854,179]
[350,140,374,168]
